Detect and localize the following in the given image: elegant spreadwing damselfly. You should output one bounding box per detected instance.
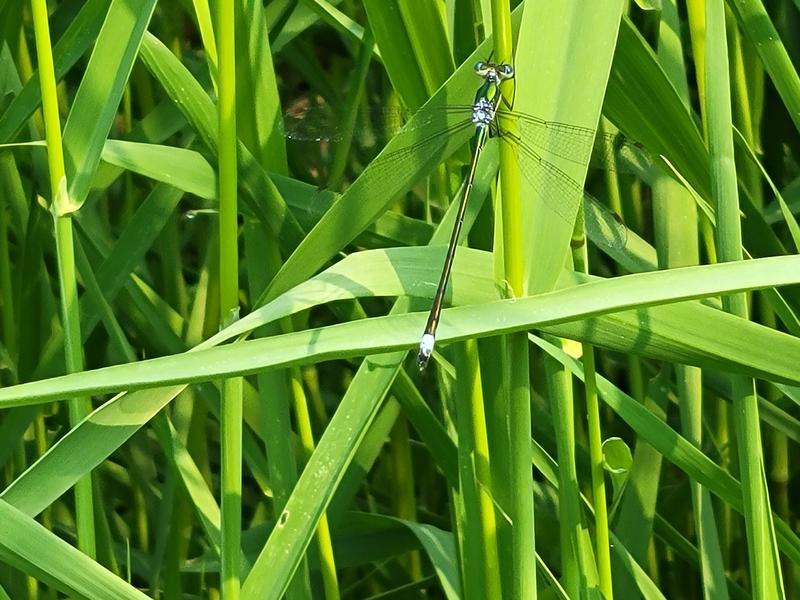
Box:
[283,61,650,369]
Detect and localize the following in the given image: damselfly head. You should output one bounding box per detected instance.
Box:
[474,61,515,83]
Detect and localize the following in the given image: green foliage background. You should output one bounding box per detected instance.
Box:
[1,0,800,598]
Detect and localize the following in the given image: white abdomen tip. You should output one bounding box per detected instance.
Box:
[417,334,436,370]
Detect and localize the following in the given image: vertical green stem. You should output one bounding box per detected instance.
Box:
[770,422,792,599]
[291,367,340,600]
[0,182,16,365]
[544,351,581,597]
[704,1,783,596]
[217,1,242,597]
[583,348,612,597]
[243,223,312,600]
[490,1,535,597]
[390,416,422,580]
[491,2,522,293]
[655,2,728,597]
[455,339,501,599]
[572,208,612,598]
[30,0,95,557]
[685,0,707,134]
[452,346,488,598]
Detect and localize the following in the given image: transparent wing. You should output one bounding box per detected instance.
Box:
[283,102,634,250]
[340,117,477,203]
[499,109,653,175]
[502,131,629,250]
[584,192,629,253]
[282,103,342,141]
[282,99,480,207]
[283,102,650,173]
[281,103,419,142]
[372,118,475,168]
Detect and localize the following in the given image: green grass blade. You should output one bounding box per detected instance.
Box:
[727,0,800,133]
[239,351,401,598]
[515,0,625,293]
[0,0,110,143]
[4,254,800,404]
[0,500,149,599]
[61,0,157,210]
[705,0,784,595]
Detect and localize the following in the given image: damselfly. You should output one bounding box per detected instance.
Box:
[284,61,649,370]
